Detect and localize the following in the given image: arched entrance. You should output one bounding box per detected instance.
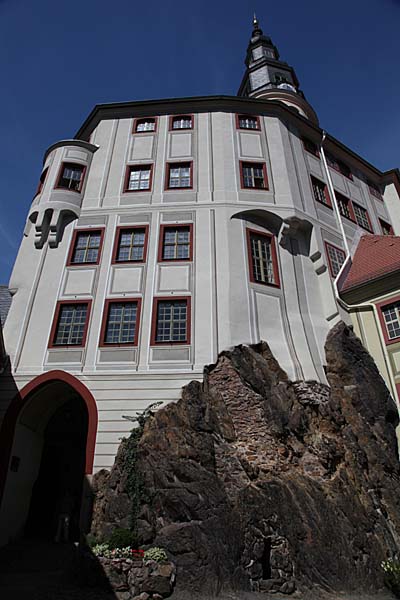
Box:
[0,371,97,546]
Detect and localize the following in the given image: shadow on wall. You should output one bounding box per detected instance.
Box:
[231,208,313,257]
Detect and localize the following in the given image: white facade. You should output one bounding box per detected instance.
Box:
[1,20,399,544]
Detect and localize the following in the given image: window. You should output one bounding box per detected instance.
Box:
[36,168,48,195]
[353,203,373,232]
[166,162,192,189]
[336,193,354,220]
[236,114,260,130]
[49,301,91,347]
[380,219,394,236]
[302,138,319,158]
[274,73,289,84]
[325,242,346,278]
[68,229,103,265]
[382,302,400,341]
[56,163,85,192]
[311,176,331,207]
[247,229,279,286]
[159,224,193,261]
[170,115,193,130]
[112,226,148,263]
[325,154,352,179]
[100,300,141,346]
[151,298,191,344]
[134,117,156,133]
[124,164,153,192]
[240,162,268,190]
[368,181,383,200]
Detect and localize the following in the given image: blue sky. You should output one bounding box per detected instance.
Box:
[1,0,399,283]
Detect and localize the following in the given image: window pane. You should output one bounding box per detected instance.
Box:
[105,302,138,344]
[59,164,84,191]
[54,304,88,345]
[239,116,258,129]
[71,231,101,264]
[383,303,400,340]
[162,226,191,260]
[242,163,265,189]
[326,244,346,278]
[136,119,155,132]
[117,228,146,262]
[128,167,151,191]
[156,300,187,342]
[168,164,191,188]
[353,204,372,231]
[250,233,276,284]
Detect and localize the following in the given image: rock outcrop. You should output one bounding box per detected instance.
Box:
[91,322,400,595]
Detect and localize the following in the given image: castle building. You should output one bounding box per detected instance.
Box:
[1,18,400,544]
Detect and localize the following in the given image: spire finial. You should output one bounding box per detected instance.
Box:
[252,12,263,36]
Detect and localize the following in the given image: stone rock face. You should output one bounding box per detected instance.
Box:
[91,322,400,595]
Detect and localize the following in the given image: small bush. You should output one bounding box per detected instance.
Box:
[382,558,400,598]
[107,528,136,550]
[85,533,98,548]
[144,547,168,563]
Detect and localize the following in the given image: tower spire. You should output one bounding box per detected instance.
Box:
[237,17,319,123]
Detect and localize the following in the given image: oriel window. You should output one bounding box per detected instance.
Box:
[57,163,85,192]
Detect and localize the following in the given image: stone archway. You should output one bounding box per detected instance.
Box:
[0,371,97,546]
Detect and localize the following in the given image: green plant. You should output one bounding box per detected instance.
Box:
[107,527,136,550]
[144,547,168,563]
[382,558,400,597]
[85,533,98,548]
[92,543,110,557]
[122,402,162,537]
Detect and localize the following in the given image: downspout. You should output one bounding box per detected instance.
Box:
[320,132,350,256]
[320,133,400,413]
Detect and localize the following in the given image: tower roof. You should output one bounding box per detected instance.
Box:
[340,235,400,292]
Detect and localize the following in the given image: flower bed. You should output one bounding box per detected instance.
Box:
[78,544,175,600]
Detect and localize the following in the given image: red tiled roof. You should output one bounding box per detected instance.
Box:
[340,234,400,292]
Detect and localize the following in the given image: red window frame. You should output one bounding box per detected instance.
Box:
[48,300,92,348]
[158,223,194,262]
[123,164,154,193]
[377,295,400,346]
[325,154,353,180]
[239,161,269,190]
[352,202,373,232]
[99,298,142,347]
[111,225,149,264]
[311,176,332,208]
[133,117,158,133]
[336,193,356,222]
[368,181,383,200]
[324,241,346,278]
[66,228,105,267]
[150,296,191,345]
[55,162,86,193]
[379,219,394,236]
[169,114,194,130]
[302,138,320,158]
[35,167,49,196]
[165,161,193,190]
[235,114,261,130]
[246,228,280,288]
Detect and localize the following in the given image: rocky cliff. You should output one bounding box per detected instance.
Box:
[91,322,400,596]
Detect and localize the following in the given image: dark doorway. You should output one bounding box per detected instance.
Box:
[25,396,88,541]
[262,538,272,579]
